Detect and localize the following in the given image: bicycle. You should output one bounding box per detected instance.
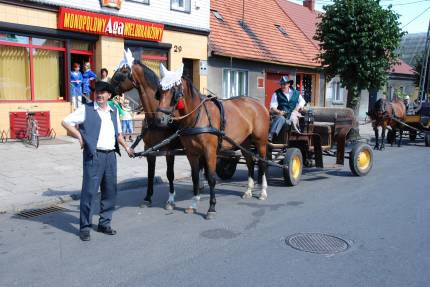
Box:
[18,106,40,148]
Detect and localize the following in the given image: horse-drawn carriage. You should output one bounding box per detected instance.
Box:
[216,107,374,186]
[403,102,430,146]
[110,50,373,218]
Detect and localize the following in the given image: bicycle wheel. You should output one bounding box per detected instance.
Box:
[30,122,39,148]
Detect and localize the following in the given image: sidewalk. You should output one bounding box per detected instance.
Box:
[0,136,192,213]
[0,123,374,213]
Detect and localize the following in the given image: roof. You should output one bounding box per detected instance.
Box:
[276,0,321,48]
[391,59,415,75]
[209,0,320,68]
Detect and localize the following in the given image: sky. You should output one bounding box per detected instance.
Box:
[288,0,430,34]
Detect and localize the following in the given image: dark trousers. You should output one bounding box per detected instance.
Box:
[80,150,117,231]
[269,115,287,139]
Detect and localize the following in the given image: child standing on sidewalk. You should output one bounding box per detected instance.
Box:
[121,99,134,142]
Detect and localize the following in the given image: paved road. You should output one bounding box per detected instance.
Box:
[0,142,429,287]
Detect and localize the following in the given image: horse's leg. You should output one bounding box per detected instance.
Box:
[373,125,379,150]
[256,143,268,201]
[185,155,201,214]
[242,154,255,199]
[380,126,386,150]
[141,155,156,207]
[391,125,396,147]
[165,154,176,210]
[204,147,217,220]
[398,125,403,147]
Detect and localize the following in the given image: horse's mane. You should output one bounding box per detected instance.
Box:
[183,76,201,99]
[133,60,160,91]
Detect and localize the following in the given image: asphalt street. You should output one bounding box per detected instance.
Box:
[0,141,429,287]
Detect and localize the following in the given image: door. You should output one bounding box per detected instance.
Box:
[265,72,285,109]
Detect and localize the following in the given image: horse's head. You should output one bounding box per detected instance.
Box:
[110,65,135,95]
[371,98,388,120]
[155,81,185,127]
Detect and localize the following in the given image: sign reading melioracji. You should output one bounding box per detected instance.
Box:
[58,7,164,42]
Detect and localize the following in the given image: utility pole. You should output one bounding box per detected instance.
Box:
[419,19,430,101]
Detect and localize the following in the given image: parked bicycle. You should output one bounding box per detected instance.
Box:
[18,106,40,148]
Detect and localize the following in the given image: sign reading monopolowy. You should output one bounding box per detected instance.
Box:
[58,7,164,42]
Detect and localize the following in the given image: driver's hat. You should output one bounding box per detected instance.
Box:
[280,75,293,85]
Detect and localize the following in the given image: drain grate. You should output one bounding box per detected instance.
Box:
[286,233,349,254]
[16,205,69,218]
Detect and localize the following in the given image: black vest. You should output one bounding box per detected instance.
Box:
[79,103,120,157]
[275,88,300,113]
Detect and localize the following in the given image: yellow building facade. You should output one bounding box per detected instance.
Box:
[0,2,208,138]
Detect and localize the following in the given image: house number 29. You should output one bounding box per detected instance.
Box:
[174,45,182,53]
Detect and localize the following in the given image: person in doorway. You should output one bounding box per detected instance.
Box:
[70,63,83,110]
[121,99,134,142]
[100,68,110,82]
[82,62,97,103]
[268,76,306,142]
[62,81,134,241]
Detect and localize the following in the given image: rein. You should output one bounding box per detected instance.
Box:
[168,97,212,122]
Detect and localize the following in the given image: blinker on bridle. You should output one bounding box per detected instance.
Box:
[156,84,185,117]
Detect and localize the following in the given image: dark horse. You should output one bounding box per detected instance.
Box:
[369,98,406,150]
[155,76,269,219]
[110,61,181,210]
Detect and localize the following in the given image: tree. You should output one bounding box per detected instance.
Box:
[314,0,405,111]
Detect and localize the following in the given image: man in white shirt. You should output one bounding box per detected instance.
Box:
[62,81,133,241]
[268,76,306,142]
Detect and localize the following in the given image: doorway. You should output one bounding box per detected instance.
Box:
[70,52,94,101]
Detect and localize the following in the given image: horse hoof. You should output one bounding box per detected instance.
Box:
[258,194,268,201]
[164,202,175,211]
[241,192,252,199]
[140,201,152,208]
[185,207,196,214]
[206,212,216,220]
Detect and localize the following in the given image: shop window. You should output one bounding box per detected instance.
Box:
[223,69,248,99]
[0,33,66,102]
[0,46,31,100]
[71,40,92,51]
[171,0,191,12]
[33,49,65,100]
[126,47,168,77]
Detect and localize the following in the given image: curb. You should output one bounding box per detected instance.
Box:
[0,174,192,215]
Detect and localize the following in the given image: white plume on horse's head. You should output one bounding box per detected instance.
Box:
[160,63,184,91]
[114,49,135,72]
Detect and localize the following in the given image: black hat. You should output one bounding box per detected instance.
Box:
[92,81,115,95]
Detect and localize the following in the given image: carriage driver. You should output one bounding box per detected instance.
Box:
[268,75,306,142]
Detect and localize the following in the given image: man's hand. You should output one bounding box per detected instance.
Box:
[125,146,134,158]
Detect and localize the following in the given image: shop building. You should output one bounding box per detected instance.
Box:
[0,0,209,138]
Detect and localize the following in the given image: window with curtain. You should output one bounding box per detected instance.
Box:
[0,33,65,101]
[223,69,248,99]
[33,49,65,100]
[171,0,191,12]
[331,80,343,102]
[0,45,31,100]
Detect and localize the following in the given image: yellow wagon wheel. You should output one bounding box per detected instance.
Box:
[283,148,303,186]
[349,143,373,176]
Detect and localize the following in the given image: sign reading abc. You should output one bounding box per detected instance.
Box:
[58,7,164,42]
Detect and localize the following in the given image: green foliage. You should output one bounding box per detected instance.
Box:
[314,0,405,109]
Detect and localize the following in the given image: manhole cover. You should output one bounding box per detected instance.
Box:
[286,233,349,254]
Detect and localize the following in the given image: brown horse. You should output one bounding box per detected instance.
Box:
[369,98,406,150]
[155,76,269,219]
[110,61,182,210]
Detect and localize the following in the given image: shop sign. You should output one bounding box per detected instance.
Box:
[58,7,164,42]
[100,0,123,10]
